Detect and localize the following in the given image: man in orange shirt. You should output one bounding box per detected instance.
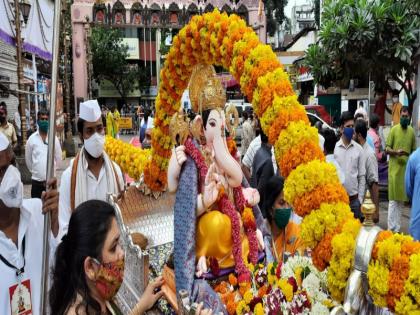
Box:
[391,89,403,126]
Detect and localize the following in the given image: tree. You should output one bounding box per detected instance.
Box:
[304,0,420,112]
[264,0,288,36]
[90,26,150,102]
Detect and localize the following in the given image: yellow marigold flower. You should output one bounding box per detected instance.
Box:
[377,234,413,268]
[278,279,293,302]
[243,290,253,304]
[367,261,389,307]
[300,202,353,248]
[284,160,340,205]
[235,300,249,315]
[254,303,264,315]
[274,121,318,158]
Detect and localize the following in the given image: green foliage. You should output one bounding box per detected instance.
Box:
[305,0,420,110]
[90,26,150,100]
[264,0,288,36]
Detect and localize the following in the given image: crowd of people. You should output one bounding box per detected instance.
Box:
[0,91,419,314]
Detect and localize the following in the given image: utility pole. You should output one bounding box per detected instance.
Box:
[14,0,28,146]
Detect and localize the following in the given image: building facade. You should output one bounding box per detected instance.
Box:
[71,0,266,112]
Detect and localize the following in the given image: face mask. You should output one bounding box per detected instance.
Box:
[37,120,49,133]
[84,132,105,158]
[0,116,5,124]
[343,127,354,141]
[0,165,23,208]
[400,117,410,129]
[392,97,399,103]
[93,258,125,301]
[273,208,292,230]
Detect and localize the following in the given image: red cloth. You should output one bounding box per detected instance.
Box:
[373,95,387,126]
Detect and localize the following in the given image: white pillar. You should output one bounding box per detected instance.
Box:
[32,53,38,120]
[156,28,161,90]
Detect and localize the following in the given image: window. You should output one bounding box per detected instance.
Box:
[0,75,10,98]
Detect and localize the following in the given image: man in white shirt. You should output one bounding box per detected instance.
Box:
[59,100,124,235]
[354,119,379,223]
[241,135,277,182]
[334,111,366,220]
[0,132,60,315]
[241,111,254,157]
[354,101,368,121]
[25,109,62,198]
[322,129,345,184]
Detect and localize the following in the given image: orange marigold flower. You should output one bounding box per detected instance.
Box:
[242,59,281,102]
[292,183,349,217]
[312,226,341,271]
[278,141,325,178]
[386,255,410,311]
[226,300,237,315]
[228,273,238,286]
[238,282,251,297]
[242,207,256,229]
[268,108,308,144]
[372,231,393,260]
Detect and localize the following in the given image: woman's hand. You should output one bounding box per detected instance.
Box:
[134,276,165,314]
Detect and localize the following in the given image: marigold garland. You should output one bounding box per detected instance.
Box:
[293,183,349,218]
[327,218,361,302]
[300,202,353,249]
[253,67,295,117]
[367,234,420,313]
[278,141,325,178]
[284,160,340,206]
[104,136,151,181]
[274,121,319,159]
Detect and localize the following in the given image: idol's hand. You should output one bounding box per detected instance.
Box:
[242,187,260,207]
[168,146,187,193]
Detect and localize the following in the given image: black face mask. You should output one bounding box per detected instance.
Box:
[0,116,6,123]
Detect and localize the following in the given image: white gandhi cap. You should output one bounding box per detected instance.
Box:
[0,132,9,151]
[79,100,101,122]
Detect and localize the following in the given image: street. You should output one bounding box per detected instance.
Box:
[23,133,411,235]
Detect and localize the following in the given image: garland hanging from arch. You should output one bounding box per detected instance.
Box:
[136,10,420,314]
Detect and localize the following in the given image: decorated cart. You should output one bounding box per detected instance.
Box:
[103,10,420,315]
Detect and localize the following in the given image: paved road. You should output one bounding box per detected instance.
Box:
[23,133,411,234]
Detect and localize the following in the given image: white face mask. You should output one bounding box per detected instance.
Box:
[84,132,105,158]
[0,165,23,208]
[392,97,399,103]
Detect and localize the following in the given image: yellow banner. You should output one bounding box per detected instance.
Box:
[119,117,133,129]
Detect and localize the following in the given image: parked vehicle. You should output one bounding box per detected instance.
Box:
[304,105,332,125]
[306,112,337,134]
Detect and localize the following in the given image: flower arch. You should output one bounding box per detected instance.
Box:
[137,10,420,314]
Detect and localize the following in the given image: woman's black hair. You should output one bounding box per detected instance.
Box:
[261,175,285,223]
[50,200,116,315]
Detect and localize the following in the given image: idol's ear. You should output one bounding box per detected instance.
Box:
[191,115,204,141]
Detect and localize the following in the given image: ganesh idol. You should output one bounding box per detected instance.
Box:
[167,65,272,309]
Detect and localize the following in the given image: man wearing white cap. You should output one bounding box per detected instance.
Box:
[0,132,60,315]
[58,100,124,235]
